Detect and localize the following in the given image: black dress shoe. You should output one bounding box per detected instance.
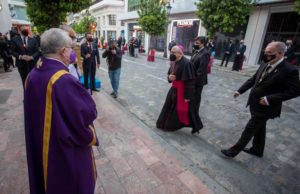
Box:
[221,149,239,158]
[243,148,263,158]
[110,92,115,96]
[191,128,199,135]
[92,89,100,92]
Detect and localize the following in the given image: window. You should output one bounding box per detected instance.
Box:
[108,15,116,26]
[107,31,116,41]
[103,16,105,25]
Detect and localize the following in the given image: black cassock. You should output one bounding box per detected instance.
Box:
[156,57,203,131]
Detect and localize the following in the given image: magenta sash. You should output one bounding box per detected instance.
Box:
[172,80,190,125]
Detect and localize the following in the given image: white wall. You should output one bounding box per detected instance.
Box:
[244,6,270,66]
[0,0,12,34]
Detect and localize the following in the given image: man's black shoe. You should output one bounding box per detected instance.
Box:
[110,92,115,96]
[243,148,263,158]
[221,149,239,158]
[92,89,100,92]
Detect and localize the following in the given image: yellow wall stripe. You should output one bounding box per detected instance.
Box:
[43,70,68,192]
[89,125,97,146]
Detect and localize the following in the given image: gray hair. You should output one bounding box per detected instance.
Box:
[40,28,72,55]
[171,46,183,54]
[268,41,287,54]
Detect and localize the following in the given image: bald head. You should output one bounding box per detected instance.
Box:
[170,46,183,61]
[59,25,76,39]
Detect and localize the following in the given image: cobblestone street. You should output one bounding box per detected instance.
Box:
[0,52,299,194]
[98,52,300,194]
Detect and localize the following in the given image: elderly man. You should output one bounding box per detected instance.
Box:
[24,28,99,194]
[156,46,203,134]
[221,41,300,158]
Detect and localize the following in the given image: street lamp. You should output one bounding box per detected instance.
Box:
[163,1,172,58]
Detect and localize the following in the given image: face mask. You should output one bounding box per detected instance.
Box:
[21,30,28,36]
[169,54,177,61]
[69,49,76,64]
[193,44,200,50]
[87,37,93,42]
[262,54,276,63]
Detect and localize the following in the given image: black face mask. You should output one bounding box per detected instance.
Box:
[262,54,276,63]
[169,54,177,61]
[193,44,200,50]
[21,30,28,36]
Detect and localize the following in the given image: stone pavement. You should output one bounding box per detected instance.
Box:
[0,68,219,193]
[98,51,300,194]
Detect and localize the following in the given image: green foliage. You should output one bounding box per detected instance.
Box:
[72,15,96,34]
[195,0,252,37]
[137,0,168,36]
[25,0,91,33]
[295,0,300,15]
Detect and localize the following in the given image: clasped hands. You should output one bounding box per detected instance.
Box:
[20,55,33,61]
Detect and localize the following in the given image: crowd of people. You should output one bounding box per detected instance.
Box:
[1,24,299,194]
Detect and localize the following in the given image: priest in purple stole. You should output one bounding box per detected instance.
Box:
[24,28,99,194]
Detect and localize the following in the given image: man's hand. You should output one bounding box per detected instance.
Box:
[184,99,190,102]
[97,64,100,68]
[86,54,91,59]
[233,91,240,98]
[111,49,116,55]
[23,55,33,61]
[36,59,42,68]
[259,97,269,106]
[237,52,240,55]
[168,74,176,81]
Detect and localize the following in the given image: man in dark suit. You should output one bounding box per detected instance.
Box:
[221,41,300,158]
[11,27,40,88]
[232,39,247,71]
[81,32,100,94]
[220,40,235,67]
[190,36,210,134]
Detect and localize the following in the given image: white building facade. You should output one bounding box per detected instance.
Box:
[120,0,206,55]
[244,0,298,66]
[89,0,125,43]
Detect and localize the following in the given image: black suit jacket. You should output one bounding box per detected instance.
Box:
[190,47,210,87]
[238,60,300,118]
[81,42,100,67]
[235,44,246,55]
[11,36,40,67]
[225,43,235,55]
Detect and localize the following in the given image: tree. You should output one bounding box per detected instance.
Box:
[295,0,300,15]
[137,0,168,50]
[25,0,91,32]
[71,15,96,35]
[195,0,252,38]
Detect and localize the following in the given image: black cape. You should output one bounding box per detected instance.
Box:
[156,56,203,131]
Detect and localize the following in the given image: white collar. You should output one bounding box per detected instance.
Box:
[269,57,284,67]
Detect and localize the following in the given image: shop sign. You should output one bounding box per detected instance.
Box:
[177,20,194,27]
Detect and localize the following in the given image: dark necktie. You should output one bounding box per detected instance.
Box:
[23,37,26,48]
[88,44,91,53]
[260,65,272,82]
